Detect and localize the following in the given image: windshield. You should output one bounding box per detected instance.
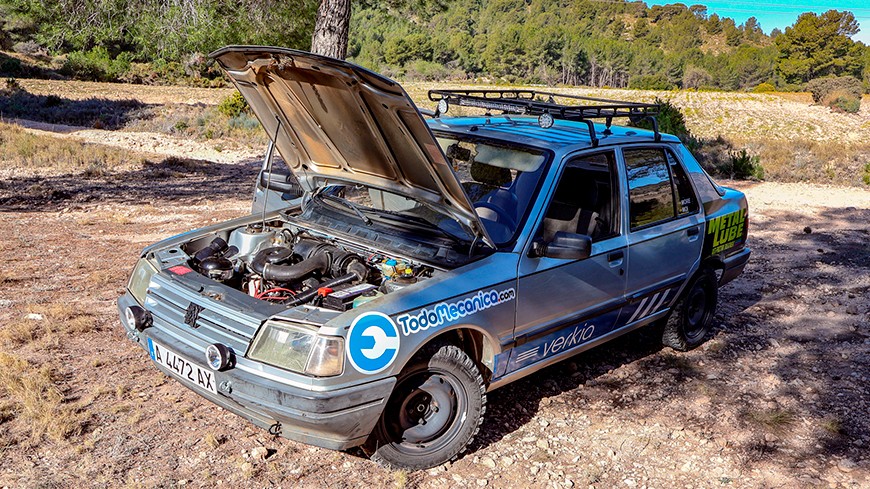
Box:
[314,135,549,246]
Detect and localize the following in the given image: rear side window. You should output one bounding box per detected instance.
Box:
[666,151,699,216]
[624,149,675,229]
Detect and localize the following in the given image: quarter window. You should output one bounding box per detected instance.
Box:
[624,149,675,229]
[667,151,699,216]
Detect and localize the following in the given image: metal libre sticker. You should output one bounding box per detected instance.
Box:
[397,288,516,336]
[705,209,747,256]
[346,312,400,374]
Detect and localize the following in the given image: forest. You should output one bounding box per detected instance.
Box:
[0,0,868,93]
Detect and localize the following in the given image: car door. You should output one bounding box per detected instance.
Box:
[509,150,628,375]
[619,145,704,327]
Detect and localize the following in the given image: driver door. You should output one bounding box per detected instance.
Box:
[510,150,627,374]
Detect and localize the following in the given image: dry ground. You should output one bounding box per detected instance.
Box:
[0,80,869,488]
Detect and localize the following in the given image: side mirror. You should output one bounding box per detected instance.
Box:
[259,168,304,198]
[532,231,592,260]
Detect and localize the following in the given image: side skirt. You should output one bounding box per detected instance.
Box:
[487,308,670,392]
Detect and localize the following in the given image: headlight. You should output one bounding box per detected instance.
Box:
[248,320,344,377]
[128,258,158,304]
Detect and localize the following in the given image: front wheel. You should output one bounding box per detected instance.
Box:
[662,268,718,351]
[364,343,486,470]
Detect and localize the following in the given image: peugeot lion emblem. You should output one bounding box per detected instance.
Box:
[183,303,204,329]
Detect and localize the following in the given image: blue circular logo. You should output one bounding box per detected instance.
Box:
[346,312,400,374]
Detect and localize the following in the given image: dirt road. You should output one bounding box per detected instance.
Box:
[0,155,868,487]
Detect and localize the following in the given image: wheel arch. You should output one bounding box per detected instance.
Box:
[397,324,500,385]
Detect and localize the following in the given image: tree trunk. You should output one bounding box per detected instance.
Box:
[310,0,351,59]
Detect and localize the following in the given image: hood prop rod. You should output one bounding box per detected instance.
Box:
[261,117,283,228]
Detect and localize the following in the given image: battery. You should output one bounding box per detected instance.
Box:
[324,283,378,311]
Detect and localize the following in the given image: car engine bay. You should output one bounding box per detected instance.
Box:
[181,221,433,312]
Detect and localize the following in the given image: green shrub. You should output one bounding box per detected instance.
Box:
[752,82,776,93]
[628,74,676,91]
[631,98,691,141]
[217,91,249,118]
[806,76,862,103]
[726,149,764,180]
[863,163,870,185]
[823,89,861,113]
[61,48,134,82]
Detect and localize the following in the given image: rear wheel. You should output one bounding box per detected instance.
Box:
[662,268,718,351]
[364,343,485,470]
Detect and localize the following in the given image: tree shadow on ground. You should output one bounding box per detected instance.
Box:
[0,89,150,130]
[0,156,261,212]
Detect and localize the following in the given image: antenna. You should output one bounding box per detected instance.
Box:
[261,117,282,228]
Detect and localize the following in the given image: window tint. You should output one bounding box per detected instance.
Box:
[539,151,618,242]
[666,151,699,216]
[624,149,675,229]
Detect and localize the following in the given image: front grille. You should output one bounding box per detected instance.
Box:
[144,273,264,353]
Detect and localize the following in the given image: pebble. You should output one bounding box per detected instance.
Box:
[500,456,514,467]
[481,457,496,469]
[250,446,268,462]
[837,459,856,473]
[536,439,550,449]
[477,479,488,487]
[25,313,43,320]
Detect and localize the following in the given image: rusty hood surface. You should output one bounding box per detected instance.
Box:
[210,46,492,247]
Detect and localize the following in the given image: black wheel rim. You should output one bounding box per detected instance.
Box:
[683,281,712,341]
[382,369,467,454]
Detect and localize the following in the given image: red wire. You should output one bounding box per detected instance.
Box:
[256,287,296,299]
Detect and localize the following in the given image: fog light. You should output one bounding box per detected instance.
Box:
[125,305,152,332]
[206,343,233,371]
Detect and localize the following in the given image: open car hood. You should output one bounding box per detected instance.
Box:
[210,46,493,248]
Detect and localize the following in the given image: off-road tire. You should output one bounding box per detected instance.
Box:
[364,343,486,470]
[662,268,718,351]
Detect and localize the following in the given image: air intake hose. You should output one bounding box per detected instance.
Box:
[250,245,329,283]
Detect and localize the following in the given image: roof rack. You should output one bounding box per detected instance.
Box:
[427,89,660,147]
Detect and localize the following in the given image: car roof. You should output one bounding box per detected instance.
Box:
[427,116,681,153]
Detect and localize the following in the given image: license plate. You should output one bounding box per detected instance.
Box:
[147,338,217,395]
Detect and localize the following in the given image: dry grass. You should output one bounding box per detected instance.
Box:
[747,408,796,435]
[0,352,84,443]
[0,304,97,347]
[0,121,144,174]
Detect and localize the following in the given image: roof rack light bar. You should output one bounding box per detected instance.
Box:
[428,89,660,145]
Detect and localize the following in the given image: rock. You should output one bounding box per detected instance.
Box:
[239,462,253,474]
[522,436,538,443]
[837,459,856,473]
[25,313,43,321]
[481,457,496,469]
[803,226,812,234]
[846,304,859,315]
[451,474,464,483]
[477,479,488,487]
[500,456,514,467]
[536,439,550,449]
[177,480,188,487]
[250,446,268,462]
[624,479,637,487]
[539,420,550,427]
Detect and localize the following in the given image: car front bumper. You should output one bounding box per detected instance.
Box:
[118,294,394,451]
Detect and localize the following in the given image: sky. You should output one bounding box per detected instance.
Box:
[644,1,870,44]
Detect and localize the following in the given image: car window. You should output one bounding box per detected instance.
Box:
[666,150,699,216]
[538,151,619,242]
[436,136,549,245]
[624,148,676,230]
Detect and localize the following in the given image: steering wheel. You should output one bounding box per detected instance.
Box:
[473,202,517,230]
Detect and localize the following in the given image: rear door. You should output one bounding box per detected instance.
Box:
[510,150,627,374]
[619,145,704,326]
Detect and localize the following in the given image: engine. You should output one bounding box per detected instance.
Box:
[184,223,430,311]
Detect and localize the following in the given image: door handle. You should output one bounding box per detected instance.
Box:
[607,251,624,268]
[687,226,700,242]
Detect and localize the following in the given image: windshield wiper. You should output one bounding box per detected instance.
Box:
[369,210,468,244]
[317,194,372,226]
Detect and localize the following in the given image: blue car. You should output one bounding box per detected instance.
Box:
[118,46,750,470]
